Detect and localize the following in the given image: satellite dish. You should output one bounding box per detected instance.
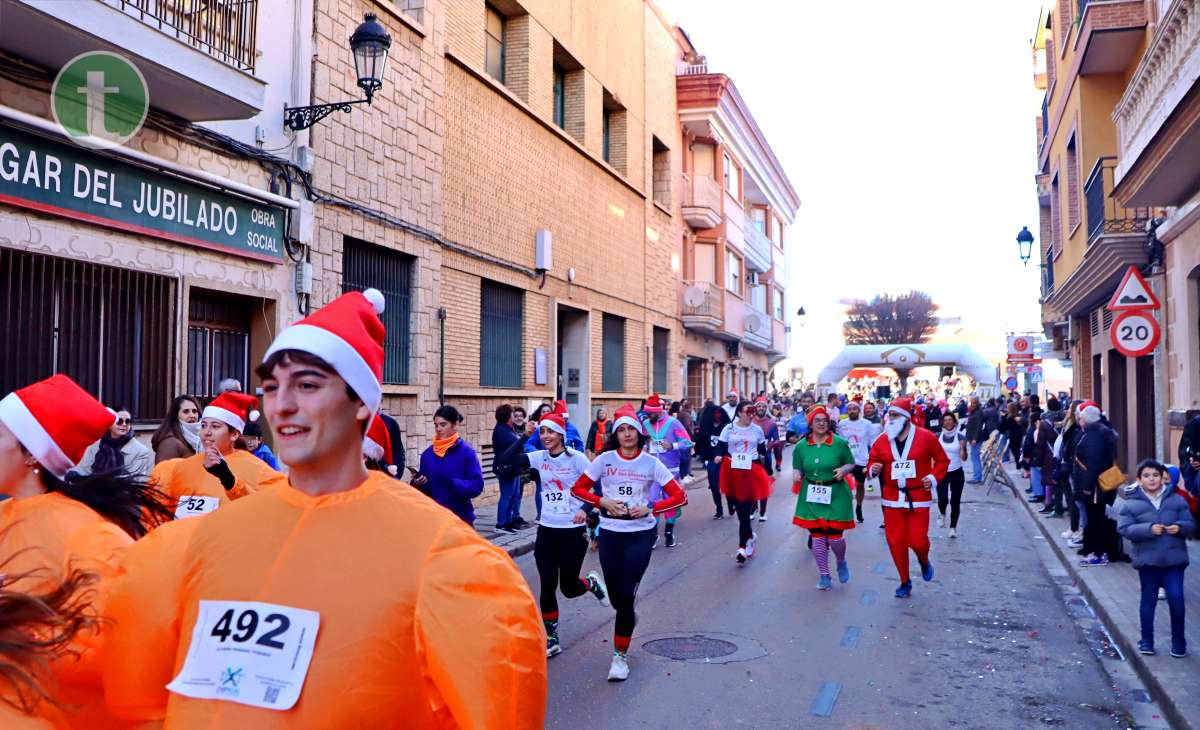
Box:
[682,287,706,308]
[745,312,764,333]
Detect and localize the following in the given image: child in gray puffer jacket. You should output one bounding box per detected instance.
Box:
[1117,459,1195,657]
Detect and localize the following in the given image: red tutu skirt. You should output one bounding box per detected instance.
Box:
[719,460,773,502]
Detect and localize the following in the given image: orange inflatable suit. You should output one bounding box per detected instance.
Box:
[103,472,547,728]
[159,450,287,510]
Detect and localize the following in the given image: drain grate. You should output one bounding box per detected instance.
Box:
[643,635,739,661]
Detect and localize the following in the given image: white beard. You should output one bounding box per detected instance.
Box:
[885,418,907,439]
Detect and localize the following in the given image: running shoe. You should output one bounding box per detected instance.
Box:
[836,561,850,583]
[937,514,945,528]
[1158,587,1166,601]
[652,534,659,550]
[856,505,864,524]
[1067,538,1084,549]
[1138,640,1155,656]
[1170,646,1187,658]
[547,634,563,658]
[512,518,533,530]
[1079,555,1109,567]
[894,581,913,598]
[735,548,747,565]
[948,528,957,539]
[712,512,724,520]
[745,533,757,558]
[607,652,630,682]
[748,509,758,522]
[586,571,610,607]
[682,475,696,485]
[758,514,768,523]
[817,575,832,591]
[921,561,934,582]
[665,532,678,548]
[1060,529,1074,539]
[495,524,517,535]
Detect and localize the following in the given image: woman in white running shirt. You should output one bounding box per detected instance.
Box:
[497,413,610,659]
[571,405,686,682]
[936,412,969,537]
[716,401,774,565]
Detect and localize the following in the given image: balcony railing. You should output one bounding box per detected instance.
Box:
[681,280,723,321]
[1042,248,1055,298]
[1041,92,1049,142]
[1084,157,1149,243]
[682,173,721,210]
[743,223,772,273]
[103,0,259,71]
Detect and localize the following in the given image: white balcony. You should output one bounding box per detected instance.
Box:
[742,309,771,351]
[681,173,722,230]
[681,280,724,334]
[743,222,771,274]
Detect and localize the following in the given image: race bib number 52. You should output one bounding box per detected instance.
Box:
[168,600,320,710]
[174,496,219,520]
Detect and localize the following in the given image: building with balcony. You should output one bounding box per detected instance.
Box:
[675,37,799,404]
[1111,0,1200,457]
[1031,0,1157,468]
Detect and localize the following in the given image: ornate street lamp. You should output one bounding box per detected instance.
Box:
[1016,226,1035,265]
[284,13,393,131]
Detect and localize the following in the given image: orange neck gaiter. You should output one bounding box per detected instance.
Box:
[432,433,460,458]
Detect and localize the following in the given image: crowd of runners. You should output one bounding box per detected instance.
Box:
[1,289,1193,727]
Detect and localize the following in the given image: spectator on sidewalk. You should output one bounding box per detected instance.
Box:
[1074,402,1121,566]
[412,405,485,526]
[525,401,584,452]
[150,394,202,464]
[586,407,610,458]
[377,411,407,476]
[964,397,985,483]
[512,405,529,437]
[1117,459,1194,657]
[676,399,696,484]
[73,407,154,480]
[1001,402,1025,466]
[1031,409,1060,515]
[981,398,1001,441]
[240,419,280,470]
[217,378,242,394]
[1056,401,1085,545]
[492,404,527,534]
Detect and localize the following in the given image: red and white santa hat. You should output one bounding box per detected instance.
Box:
[887,397,915,420]
[552,399,570,418]
[363,414,393,463]
[264,288,386,414]
[538,412,568,437]
[644,394,665,413]
[202,391,260,434]
[612,404,644,434]
[1077,400,1102,423]
[0,375,116,479]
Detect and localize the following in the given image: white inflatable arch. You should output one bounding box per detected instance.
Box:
[815,344,998,395]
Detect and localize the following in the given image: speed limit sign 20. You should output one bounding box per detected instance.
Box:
[1110,310,1160,357]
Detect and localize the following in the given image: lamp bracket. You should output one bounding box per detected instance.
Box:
[283,97,371,131]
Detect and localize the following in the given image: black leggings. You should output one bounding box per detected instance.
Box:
[936,468,965,528]
[534,525,590,616]
[729,498,757,547]
[598,528,656,644]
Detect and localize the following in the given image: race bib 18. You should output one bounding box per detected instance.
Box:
[730,453,752,470]
[174,496,219,520]
[891,460,916,479]
[168,600,320,711]
[806,483,832,505]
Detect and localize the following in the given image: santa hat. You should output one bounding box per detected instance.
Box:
[806,405,829,424]
[0,375,115,479]
[612,404,644,434]
[202,391,260,434]
[887,397,914,420]
[726,389,738,398]
[264,288,386,414]
[644,394,665,413]
[754,396,768,406]
[845,400,861,410]
[538,413,567,437]
[363,415,393,463]
[1077,400,1102,424]
[552,399,570,418]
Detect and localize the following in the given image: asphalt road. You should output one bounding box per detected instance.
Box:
[515,458,1143,729]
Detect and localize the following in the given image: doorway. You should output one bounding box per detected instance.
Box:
[1106,350,1128,469]
[556,305,590,424]
[1134,355,1155,462]
[686,358,705,403]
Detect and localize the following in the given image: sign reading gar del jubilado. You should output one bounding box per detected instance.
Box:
[0,122,286,263]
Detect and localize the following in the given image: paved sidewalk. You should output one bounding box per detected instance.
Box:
[1006,464,1198,730]
[475,467,716,558]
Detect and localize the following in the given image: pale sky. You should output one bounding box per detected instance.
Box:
[657,0,1049,376]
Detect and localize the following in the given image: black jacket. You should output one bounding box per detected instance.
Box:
[695,405,731,462]
[1072,421,1118,503]
[965,408,984,442]
[491,422,520,479]
[981,406,1000,437]
[1178,414,1200,465]
[379,412,406,475]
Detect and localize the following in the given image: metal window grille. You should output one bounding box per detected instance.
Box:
[601,313,625,392]
[480,280,523,388]
[342,238,413,384]
[652,326,668,393]
[187,290,250,399]
[0,248,176,420]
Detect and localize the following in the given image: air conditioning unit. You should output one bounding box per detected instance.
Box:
[746,271,759,286]
[726,341,741,360]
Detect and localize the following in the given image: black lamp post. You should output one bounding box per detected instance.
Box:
[1016,226,1035,265]
[284,13,393,131]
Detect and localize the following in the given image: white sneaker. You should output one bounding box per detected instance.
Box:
[1060,529,1073,539]
[758,514,768,523]
[745,533,757,558]
[607,652,630,682]
[735,548,747,565]
[937,514,945,528]
[1158,587,1167,601]
[748,510,758,521]
[948,528,957,539]
[682,475,695,485]
[586,570,611,607]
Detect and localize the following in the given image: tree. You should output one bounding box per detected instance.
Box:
[842,291,939,345]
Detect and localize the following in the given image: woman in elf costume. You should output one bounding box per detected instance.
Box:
[792,406,858,591]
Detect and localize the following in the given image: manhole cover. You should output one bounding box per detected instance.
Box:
[644,635,738,661]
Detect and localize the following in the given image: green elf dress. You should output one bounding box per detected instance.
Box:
[792,432,857,531]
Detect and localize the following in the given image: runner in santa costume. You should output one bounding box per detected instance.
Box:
[158,390,287,520]
[0,374,173,728]
[571,404,686,681]
[716,400,774,565]
[867,397,951,598]
[497,412,609,658]
[641,393,693,548]
[791,406,858,590]
[102,289,546,728]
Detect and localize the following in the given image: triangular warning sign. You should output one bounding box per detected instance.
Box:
[1107,266,1160,311]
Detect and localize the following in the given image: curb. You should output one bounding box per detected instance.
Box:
[1009,470,1193,730]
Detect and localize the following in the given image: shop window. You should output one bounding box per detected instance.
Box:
[0,248,176,420]
[601,313,625,392]
[480,280,523,387]
[343,237,413,384]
